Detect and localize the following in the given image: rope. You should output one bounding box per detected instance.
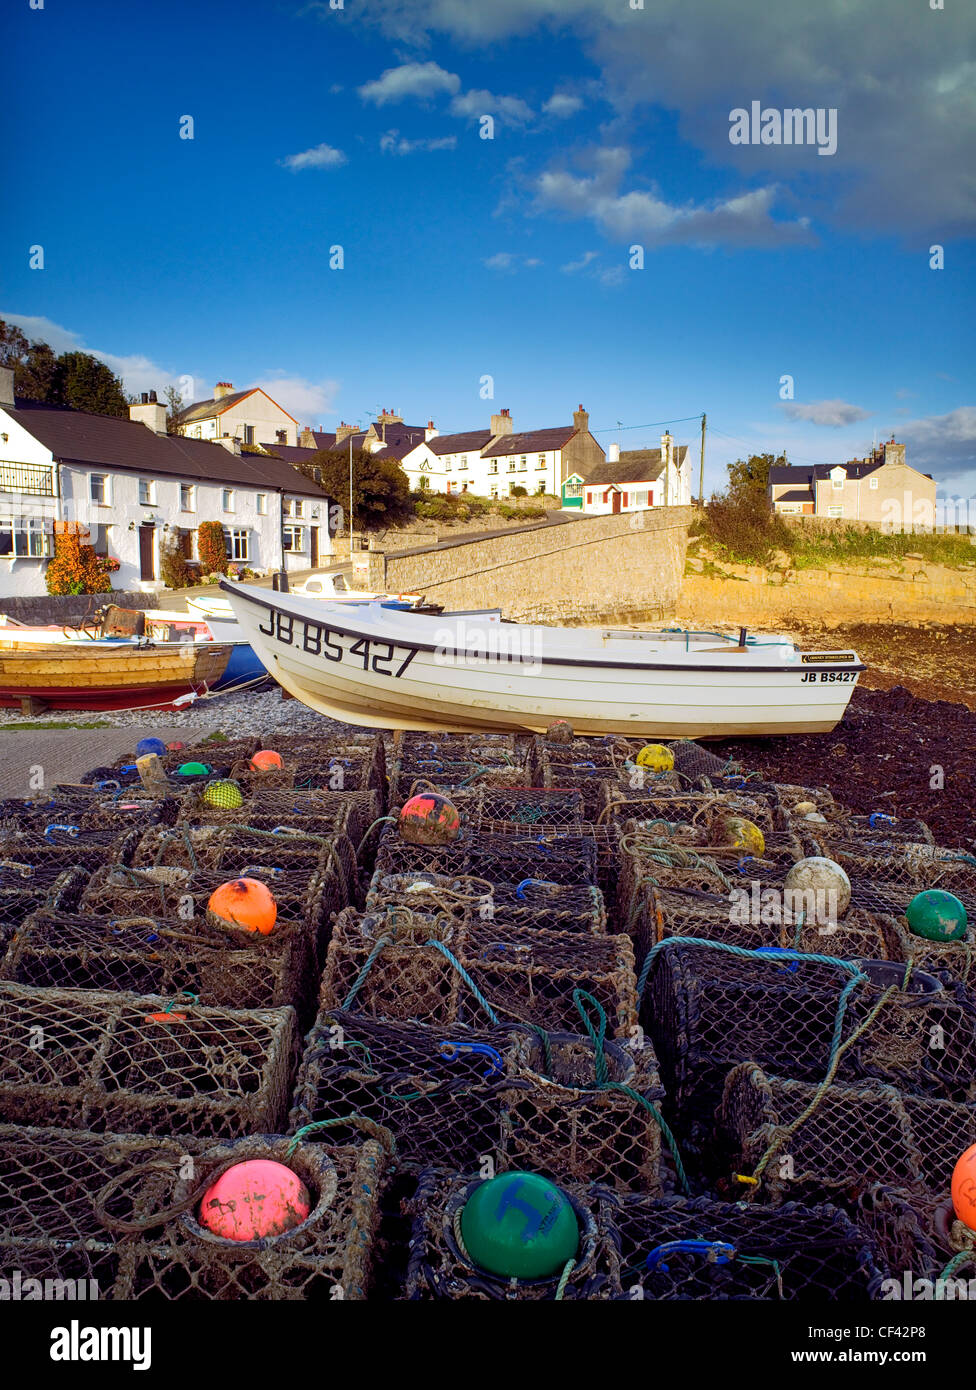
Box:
[425,940,499,1025]
[285,1115,396,1157]
[341,935,392,1009]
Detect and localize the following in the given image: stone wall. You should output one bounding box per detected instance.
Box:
[376,506,693,624]
[0,591,161,625]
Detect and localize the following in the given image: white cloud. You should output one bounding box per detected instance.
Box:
[253,375,342,425]
[534,146,813,249]
[544,92,583,118]
[781,400,873,427]
[379,129,457,154]
[281,143,347,171]
[450,89,534,126]
[483,252,542,272]
[358,61,461,105]
[1,312,181,398]
[898,407,976,488]
[2,313,84,355]
[561,250,600,272]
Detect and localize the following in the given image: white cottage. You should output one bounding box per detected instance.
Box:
[0,369,333,597]
[178,381,299,447]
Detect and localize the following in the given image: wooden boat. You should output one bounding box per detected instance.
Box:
[219,579,866,737]
[0,641,233,712]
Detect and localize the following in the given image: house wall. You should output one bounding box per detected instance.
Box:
[182,395,298,446]
[0,412,60,596]
[814,463,936,526]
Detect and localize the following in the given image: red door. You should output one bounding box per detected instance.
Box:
[611,491,621,514]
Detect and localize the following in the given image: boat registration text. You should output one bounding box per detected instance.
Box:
[259,611,419,678]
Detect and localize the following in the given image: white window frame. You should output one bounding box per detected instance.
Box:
[831,476,844,491]
[223,527,250,561]
[869,476,879,490]
[0,516,51,557]
[827,505,844,518]
[507,460,516,472]
[222,489,235,513]
[490,485,498,499]
[180,483,195,512]
[90,472,109,506]
[243,425,255,445]
[257,493,268,514]
[459,456,468,470]
[537,454,546,470]
[138,478,155,506]
[282,524,305,552]
[444,459,452,472]
[489,461,498,474]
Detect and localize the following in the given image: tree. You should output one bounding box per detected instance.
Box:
[699,451,794,565]
[46,524,117,595]
[17,342,60,402]
[164,385,184,435]
[724,452,787,507]
[294,448,414,531]
[53,352,129,418]
[0,320,30,368]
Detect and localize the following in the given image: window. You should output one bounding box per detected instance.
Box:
[490,485,498,499]
[869,476,879,490]
[537,454,546,469]
[460,456,468,470]
[445,459,452,472]
[586,491,593,504]
[827,505,844,518]
[177,527,195,560]
[243,425,255,445]
[275,429,287,444]
[564,481,583,499]
[90,473,109,505]
[222,489,234,512]
[519,456,527,471]
[831,476,844,490]
[283,497,304,518]
[489,461,498,474]
[536,482,546,495]
[635,490,648,507]
[180,484,195,512]
[0,517,50,557]
[138,479,155,506]
[256,493,267,515]
[223,528,250,561]
[193,426,202,439]
[507,460,516,472]
[419,476,430,490]
[282,525,305,552]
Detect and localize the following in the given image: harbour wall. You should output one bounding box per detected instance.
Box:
[367,507,694,624]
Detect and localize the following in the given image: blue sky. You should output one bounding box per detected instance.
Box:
[3,0,974,494]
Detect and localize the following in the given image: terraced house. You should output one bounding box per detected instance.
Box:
[0,368,332,597]
[769,438,936,528]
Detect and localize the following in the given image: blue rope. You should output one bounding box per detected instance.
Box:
[425,939,499,1025]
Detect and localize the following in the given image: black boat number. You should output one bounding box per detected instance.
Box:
[258,610,418,678]
[801,671,858,683]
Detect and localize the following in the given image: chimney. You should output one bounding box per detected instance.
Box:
[214,381,234,400]
[335,421,358,445]
[0,366,15,408]
[217,436,242,455]
[573,403,589,434]
[490,407,513,437]
[425,419,438,442]
[661,431,674,468]
[129,392,168,435]
[608,442,620,463]
[299,426,317,449]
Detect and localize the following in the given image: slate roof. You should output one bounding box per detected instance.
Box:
[773,488,814,502]
[428,430,493,457]
[5,399,328,496]
[482,426,577,458]
[179,388,298,425]
[768,462,883,485]
[579,445,688,487]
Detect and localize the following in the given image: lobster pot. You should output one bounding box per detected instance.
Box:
[772,783,838,812]
[388,730,528,803]
[601,787,787,835]
[0,1123,208,1297]
[0,850,96,943]
[807,814,935,849]
[132,824,334,879]
[810,844,976,900]
[272,730,387,785]
[158,737,261,774]
[621,882,893,975]
[374,825,600,888]
[883,917,976,990]
[402,1169,612,1301]
[290,1012,664,1192]
[320,909,639,1036]
[0,791,176,837]
[365,869,608,936]
[644,943,976,1141]
[79,854,345,963]
[0,825,143,870]
[115,1134,390,1300]
[0,908,316,1025]
[451,786,587,834]
[180,788,382,852]
[0,984,298,1138]
[718,1062,976,1205]
[535,751,618,819]
[605,1194,885,1301]
[855,1185,961,1286]
[228,758,297,793]
[228,747,383,797]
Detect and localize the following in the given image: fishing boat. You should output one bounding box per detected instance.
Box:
[186,571,423,642]
[219,578,866,737]
[0,640,234,712]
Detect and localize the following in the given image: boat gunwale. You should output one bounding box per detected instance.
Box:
[220,580,867,677]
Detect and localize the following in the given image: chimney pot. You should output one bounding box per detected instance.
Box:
[141,392,149,404]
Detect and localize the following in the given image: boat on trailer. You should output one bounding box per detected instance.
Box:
[219,579,865,737]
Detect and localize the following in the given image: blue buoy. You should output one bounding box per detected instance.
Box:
[136,737,167,757]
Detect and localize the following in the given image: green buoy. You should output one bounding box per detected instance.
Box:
[176,761,210,776]
[905,889,968,943]
[459,1172,579,1280]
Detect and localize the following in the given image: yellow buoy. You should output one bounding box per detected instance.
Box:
[711,815,765,857]
[635,744,675,773]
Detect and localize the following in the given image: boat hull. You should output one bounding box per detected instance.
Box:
[0,643,233,712]
[220,581,864,737]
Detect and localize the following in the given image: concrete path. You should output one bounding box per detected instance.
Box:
[0,725,216,800]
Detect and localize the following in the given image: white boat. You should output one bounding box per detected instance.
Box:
[187,571,423,641]
[219,578,865,736]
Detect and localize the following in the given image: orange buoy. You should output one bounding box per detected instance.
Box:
[398,793,461,846]
[198,1160,311,1240]
[250,749,283,770]
[207,878,278,935]
[951,1143,976,1231]
[546,719,574,744]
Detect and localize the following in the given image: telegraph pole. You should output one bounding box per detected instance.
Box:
[698,412,707,505]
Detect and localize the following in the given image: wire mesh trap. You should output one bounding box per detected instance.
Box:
[0,906,317,1024]
[0,1124,390,1301]
[882,916,976,989]
[320,907,639,1036]
[600,787,788,834]
[718,1062,976,1205]
[0,983,299,1138]
[604,1193,885,1301]
[401,1168,612,1300]
[365,869,608,935]
[854,1184,971,1286]
[290,1007,665,1191]
[448,786,587,834]
[131,824,336,879]
[388,731,529,803]
[373,824,600,889]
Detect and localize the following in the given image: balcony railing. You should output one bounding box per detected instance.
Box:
[0,462,56,496]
